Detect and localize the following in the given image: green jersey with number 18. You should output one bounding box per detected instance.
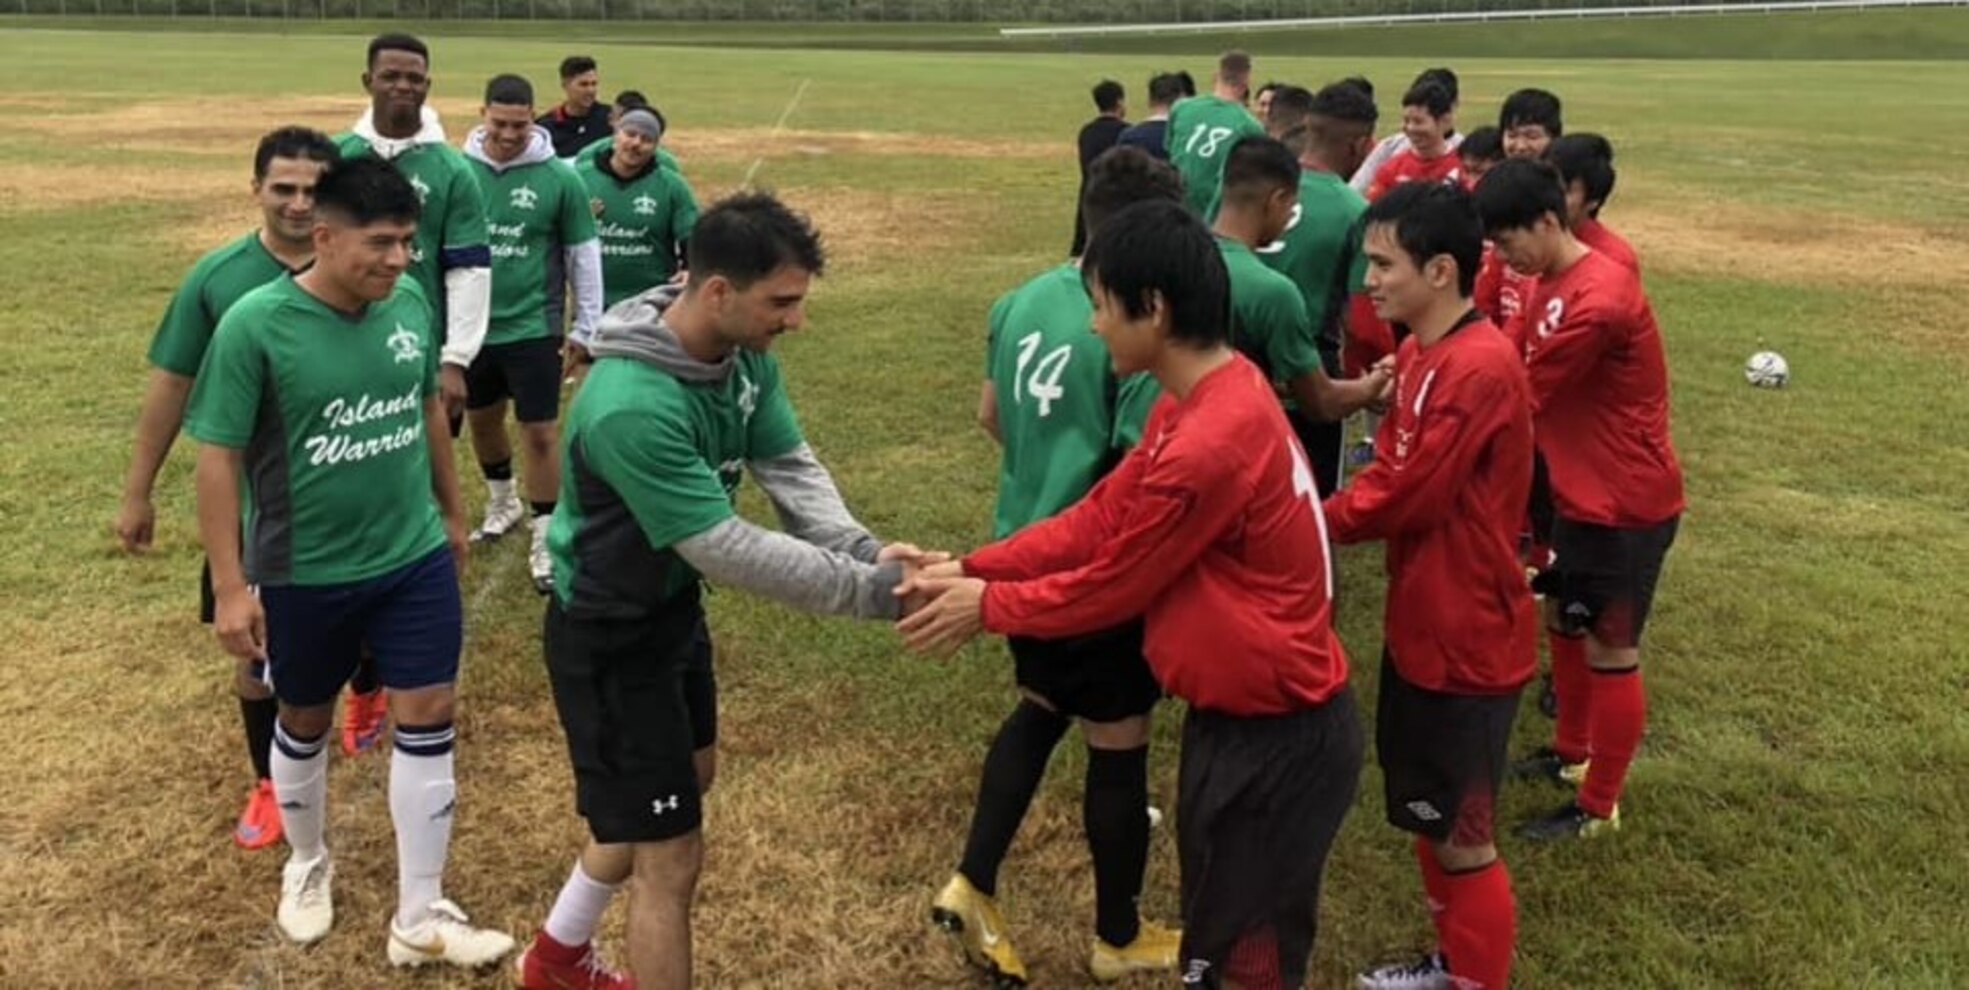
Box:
[1166,95,1266,217]
[985,264,1158,539]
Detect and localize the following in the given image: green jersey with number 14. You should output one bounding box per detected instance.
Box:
[1167,95,1266,218]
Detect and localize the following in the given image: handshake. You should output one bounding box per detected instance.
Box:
[877,543,987,657]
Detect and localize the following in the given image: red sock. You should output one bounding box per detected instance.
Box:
[1550,634,1593,763]
[1223,924,1283,990]
[1438,860,1517,990]
[1577,666,1646,818]
[1414,836,1449,924]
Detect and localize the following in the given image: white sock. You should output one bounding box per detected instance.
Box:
[542,860,620,948]
[390,723,457,928]
[487,477,516,505]
[271,722,329,862]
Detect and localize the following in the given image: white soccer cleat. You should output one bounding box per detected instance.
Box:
[474,489,526,542]
[1357,952,1451,990]
[276,853,335,945]
[528,519,554,595]
[387,898,516,969]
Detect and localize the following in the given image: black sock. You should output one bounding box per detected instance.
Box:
[530,500,556,518]
[1084,745,1149,946]
[349,649,379,696]
[240,695,278,781]
[482,458,514,482]
[957,700,1068,896]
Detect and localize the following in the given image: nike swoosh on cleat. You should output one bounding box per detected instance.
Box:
[398,934,447,957]
[977,916,1000,948]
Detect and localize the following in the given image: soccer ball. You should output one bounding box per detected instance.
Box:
[1744,351,1790,389]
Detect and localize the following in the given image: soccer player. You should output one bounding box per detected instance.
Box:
[1549,133,1639,274]
[899,197,1365,990]
[575,108,698,309]
[1115,72,1183,162]
[539,55,612,159]
[1325,182,1536,990]
[187,156,512,966]
[1213,137,1391,463]
[591,91,686,175]
[1259,82,1378,495]
[462,74,604,592]
[1499,88,1563,161]
[1349,68,1459,196]
[1254,80,1280,121]
[1474,160,1685,842]
[1167,50,1264,217]
[930,147,1185,989]
[114,126,337,852]
[1366,79,1465,202]
[518,192,930,990]
[1458,125,1505,187]
[1069,79,1129,256]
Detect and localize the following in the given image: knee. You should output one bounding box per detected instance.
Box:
[521,424,559,457]
[278,704,334,740]
[1081,714,1150,751]
[390,684,456,726]
[1432,839,1498,873]
[631,834,704,902]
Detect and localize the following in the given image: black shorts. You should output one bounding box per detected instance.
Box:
[1549,515,1679,648]
[1175,690,1364,990]
[1526,452,1557,552]
[1376,652,1521,846]
[465,336,564,424]
[1287,406,1344,499]
[1008,621,1160,723]
[544,595,717,845]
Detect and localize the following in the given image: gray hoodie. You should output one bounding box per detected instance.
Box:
[588,287,905,621]
[463,125,606,346]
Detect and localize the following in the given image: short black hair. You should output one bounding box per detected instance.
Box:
[614,89,648,111]
[1414,67,1459,104]
[1339,75,1374,102]
[1500,88,1564,137]
[1081,199,1230,348]
[1403,80,1454,119]
[1458,126,1503,163]
[314,156,422,227]
[1266,83,1317,144]
[366,33,428,71]
[1093,79,1125,114]
[688,191,826,288]
[1473,158,1569,236]
[1147,72,1186,106]
[1256,80,1281,97]
[1082,146,1185,241]
[484,73,534,107]
[253,125,338,182]
[1363,181,1484,298]
[1220,135,1300,205]
[559,55,597,82]
[1175,71,1198,98]
[1313,79,1379,127]
[1548,132,1617,215]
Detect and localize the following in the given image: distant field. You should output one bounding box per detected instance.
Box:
[1,18,1965,990]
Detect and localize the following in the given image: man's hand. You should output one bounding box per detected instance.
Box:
[444,512,471,573]
[1363,357,1397,414]
[879,542,953,567]
[114,494,156,554]
[439,365,468,418]
[214,587,268,663]
[896,576,987,656]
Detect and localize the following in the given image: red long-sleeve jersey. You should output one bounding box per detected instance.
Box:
[1523,250,1685,527]
[966,355,1349,717]
[1344,292,1396,378]
[1575,217,1641,275]
[1474,244,1535,348]
[1324,315,1538,694]
[1367,148,1465,203]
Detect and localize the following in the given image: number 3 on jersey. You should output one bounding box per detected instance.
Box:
[1185,124,1235,158]
[1014,332,1072,417]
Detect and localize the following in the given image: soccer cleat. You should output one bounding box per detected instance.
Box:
[514,935,633,990]
[276,853,335,945]
[930,874,1028,987]
[1356,952,1451,989]
[341,687,389,757]
[233,778,285,851]
[1088,919,1182,982]
[528,520,554,596]
[474,489,527,542]
[1517,800,1620,843]
[1509,747,1589,788]
[388,898,516,969]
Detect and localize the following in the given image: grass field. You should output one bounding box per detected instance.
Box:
[0,17,1966,990]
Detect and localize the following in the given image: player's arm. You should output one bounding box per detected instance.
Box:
[183,313,266,661]
[116,370,196,552]
[963,433,1154,582]
[1524,292,1616,412]
[669,175,700,276]
[1270,286,1390,420]
[1324,370,1509,542]
[425,396,469,566]
[977,381,1001,444]
[439,163,494,374]
[1350,134,1404,196]
[560,164,606,348]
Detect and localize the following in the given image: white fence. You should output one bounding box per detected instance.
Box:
[999,0,1969,36]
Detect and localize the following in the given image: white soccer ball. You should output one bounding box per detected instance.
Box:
[1745,350,1790,389]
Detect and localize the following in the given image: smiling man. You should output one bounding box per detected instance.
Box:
[539,55,613,159]
[1366,79,1464,202]
[575,107,699,310]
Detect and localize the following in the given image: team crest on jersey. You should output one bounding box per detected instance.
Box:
[408,174,432,205]
[509,184,539,211]
[633,193,658,216]
[736,372,760,423]
[387,323,423,364]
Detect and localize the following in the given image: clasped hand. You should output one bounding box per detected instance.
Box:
[878,543,986,657]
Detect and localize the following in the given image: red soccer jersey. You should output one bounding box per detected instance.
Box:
[1575,217,1641,275]
[966,355,1349,717]
[1367,148,1465,202]
[1474,244,1536,349]
[1324,315,1538,694]
[1343,292,1397,378]
[1522,250,1685,527]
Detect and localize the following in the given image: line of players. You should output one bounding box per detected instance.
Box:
[109,37,1682,990]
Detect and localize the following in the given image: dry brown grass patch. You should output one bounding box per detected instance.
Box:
[0,161,241,214]
[12,94,486,159]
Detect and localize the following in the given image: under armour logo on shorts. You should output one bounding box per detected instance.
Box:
[652,795,681,816]
[1407,800,1443,822]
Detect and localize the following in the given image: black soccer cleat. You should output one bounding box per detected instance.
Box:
[1517,800,1619,843]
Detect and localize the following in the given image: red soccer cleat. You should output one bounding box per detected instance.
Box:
[515,933,634,990]
[341,688,389,757]
[233,778,284,851]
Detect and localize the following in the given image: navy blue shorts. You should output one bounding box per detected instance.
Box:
[260,547,462,707]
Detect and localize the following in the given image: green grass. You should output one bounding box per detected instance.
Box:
[2,21,1966,990]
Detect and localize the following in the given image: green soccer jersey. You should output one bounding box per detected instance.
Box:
[575,147,699,308]
[1220,237,1321,384]
[147,231,297,377]
[984,265,1158,538]
[580,136,684,177]
[549,350,804,619]
[184,276,444,587]
[334,134,490,318]
[472,156,598,346]
[1257,170,1368,375]
[1167,95,1266,217]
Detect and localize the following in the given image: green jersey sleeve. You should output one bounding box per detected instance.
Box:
[183,299,269,449]
[745,355,806,460]
[668,172,700,249]
[147,267,218,377]
[582,409,736,550]
[557,161,599,244]
[1260,279,1321,381]
[444,157,490,257]
[984,291,1014,376]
